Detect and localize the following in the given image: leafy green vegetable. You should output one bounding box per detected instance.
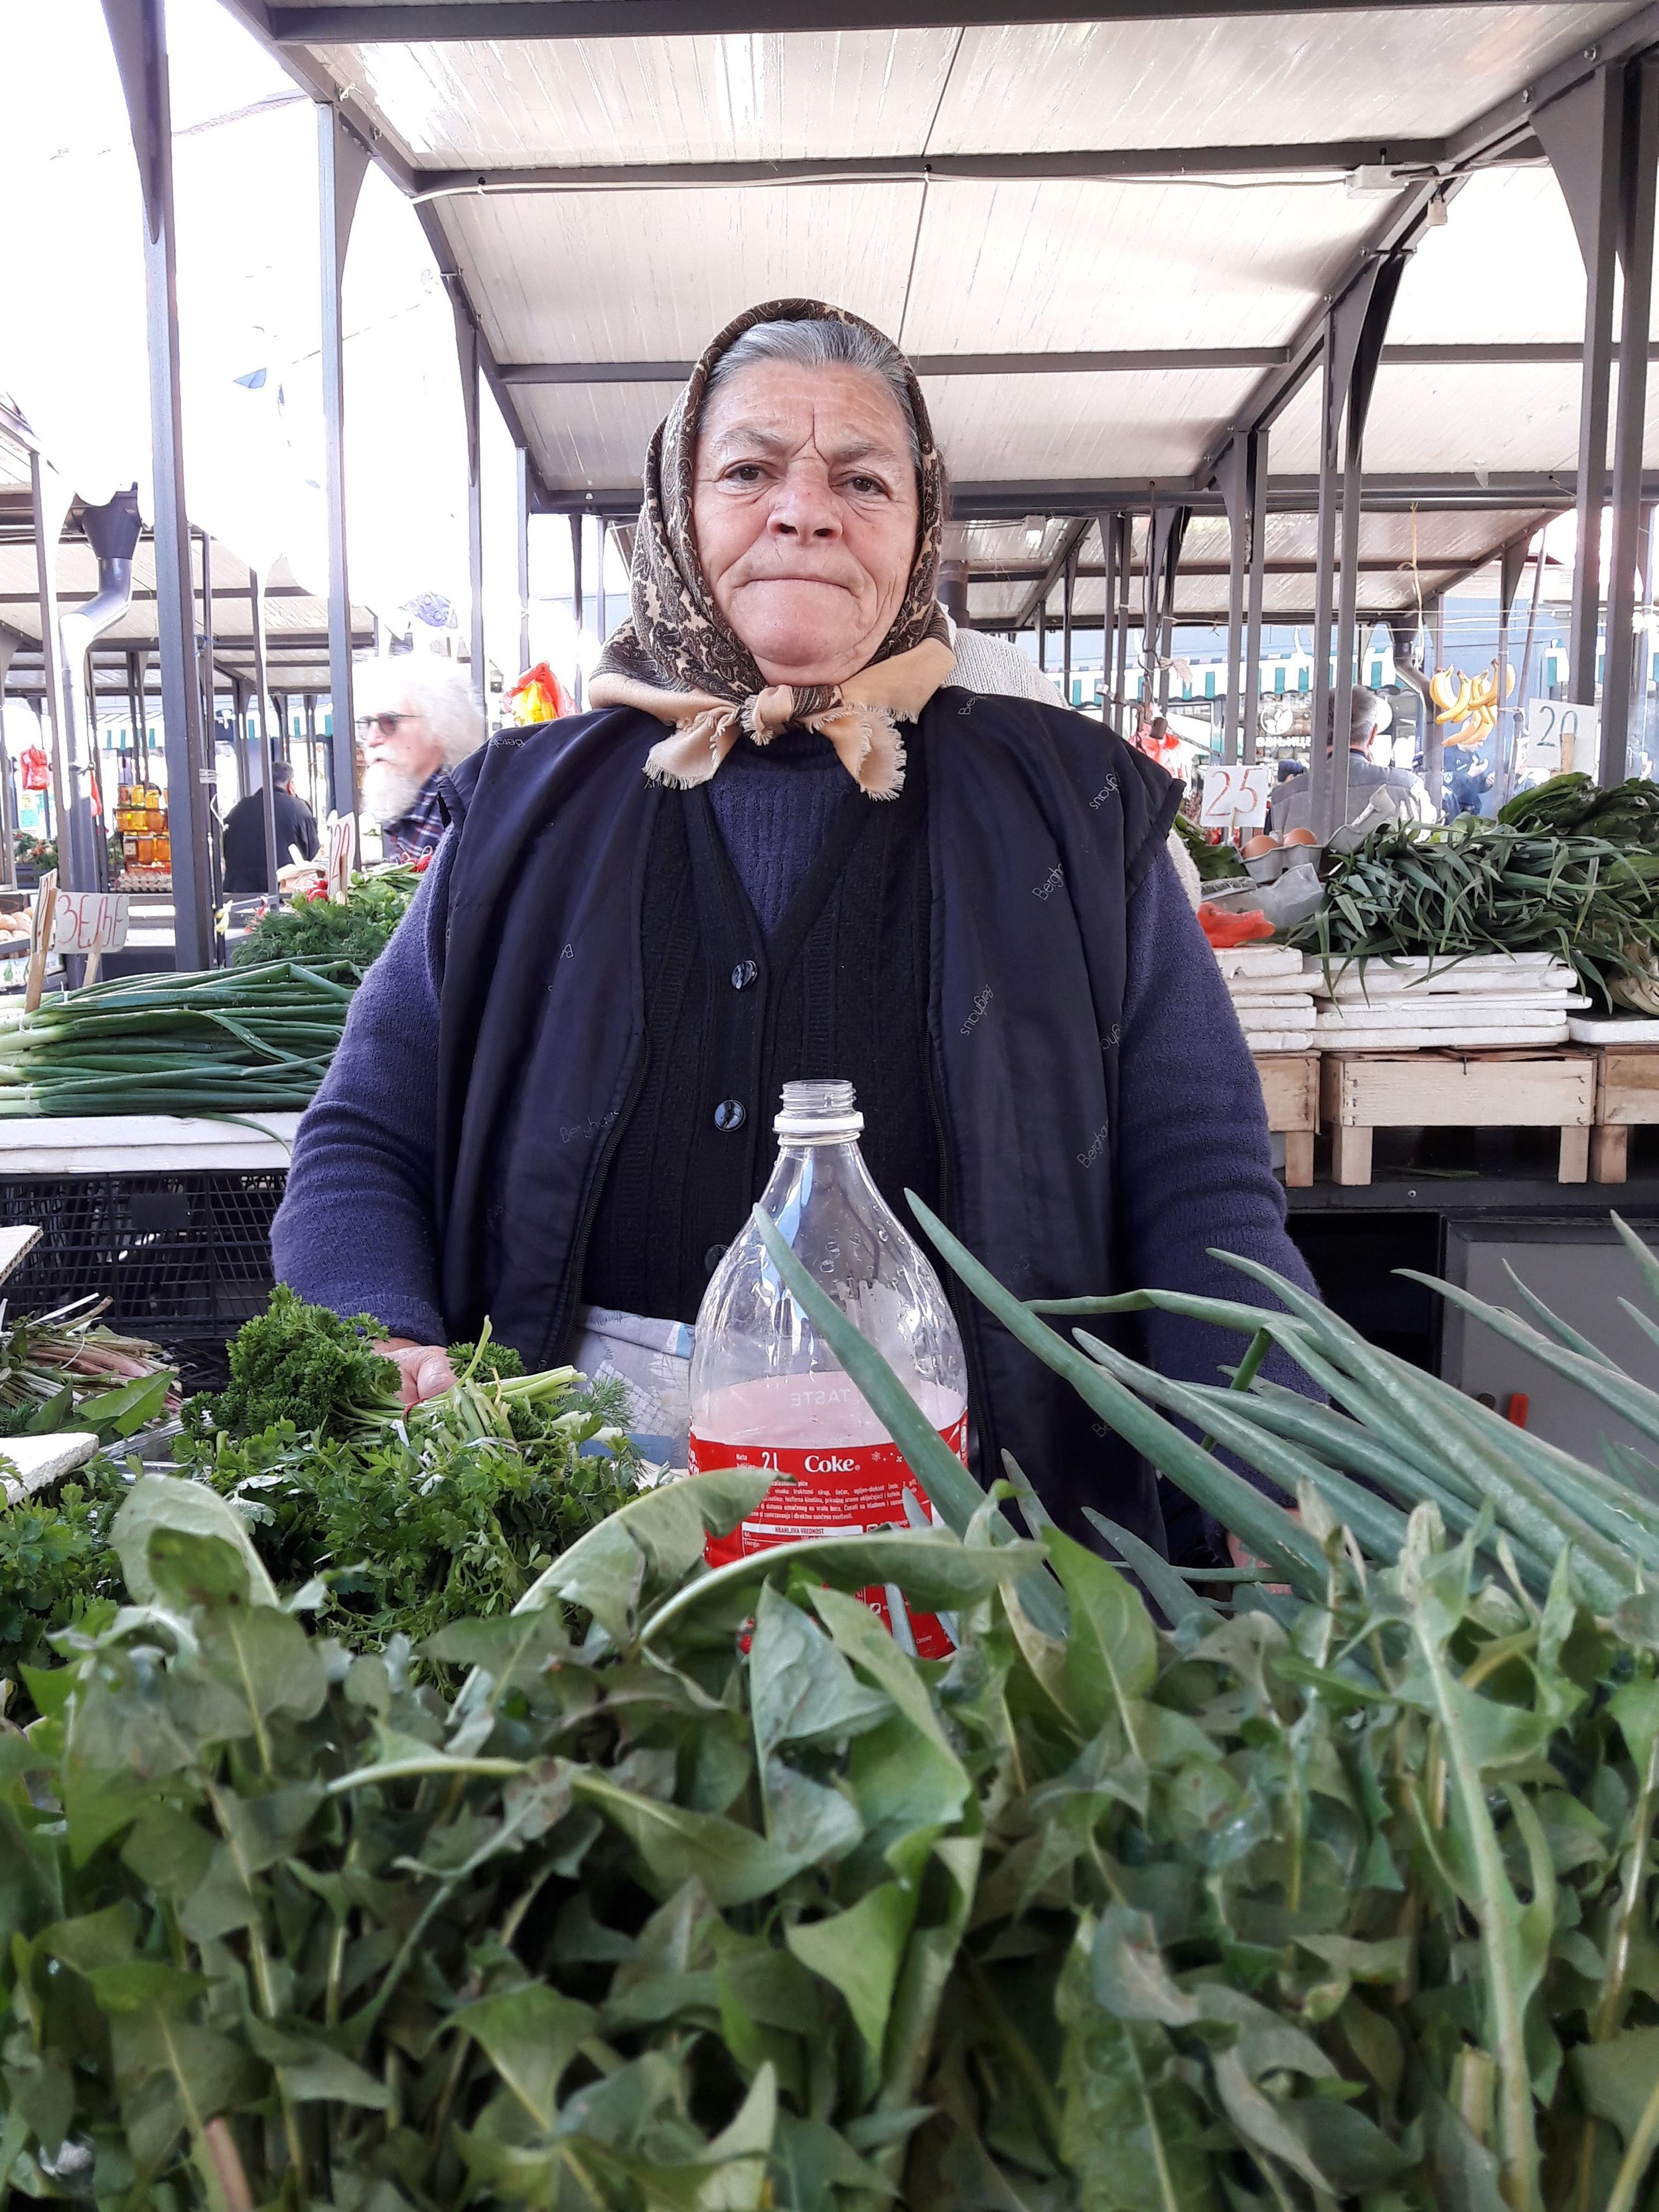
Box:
[185,1282,405,1439]
[232,863,423,970]
[1289,812,1659,1007]
[1173,808,1248,881]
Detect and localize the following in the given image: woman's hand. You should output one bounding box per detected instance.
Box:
[375,1337,457,1409]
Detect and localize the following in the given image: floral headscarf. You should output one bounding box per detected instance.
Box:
[587,298,953,798]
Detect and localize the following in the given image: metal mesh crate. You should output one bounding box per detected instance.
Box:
[0,1172,285,1348]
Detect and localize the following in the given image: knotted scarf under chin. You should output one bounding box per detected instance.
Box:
[587,632,954,800]
[586,295,953,799]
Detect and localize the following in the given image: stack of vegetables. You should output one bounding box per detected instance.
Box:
[9,1205,1659,2208]
[1290,804,1659,1011]
[0,866,421,1119]
[0,1284,638,1688]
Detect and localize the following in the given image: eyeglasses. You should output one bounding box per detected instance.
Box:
[356,711,417,737]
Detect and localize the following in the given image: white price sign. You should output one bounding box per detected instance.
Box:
[1199,762,1275,832]
[1523,700,1598,780]
[49,891,129,955]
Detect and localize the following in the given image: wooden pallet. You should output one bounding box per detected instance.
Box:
[1589,1042,1659,1182]
[1319,1049,1596,1187]
[1254,1050,1319,1188]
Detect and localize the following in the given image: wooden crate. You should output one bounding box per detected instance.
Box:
[1591,1043,1659,1182]
[1319,1049,1595,1187]
[1253,1050,1319,1187]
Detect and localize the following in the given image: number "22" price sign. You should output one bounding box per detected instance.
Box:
[1199,762,1275,833]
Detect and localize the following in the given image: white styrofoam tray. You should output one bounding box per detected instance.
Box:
[0,1432,98,1503]
[0,1113,300,1175]
[1569,1016,1659,1042]
[1313,1023,1572,1050]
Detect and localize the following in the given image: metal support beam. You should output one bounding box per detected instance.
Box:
[516,444,532,675]
[1333,251,1408,832]
[102,0,214,968]
[319,100,370,826]
[1218,437,1247,764]
[1060,542,1078,702]
[1242,429,1269,765]
[1602,58,1659,784]
[496,340,1634,387]
[1114,515,1133,719]
[272,1,1601,40]
[449,294,488,718]
[29,454,72,849]
[1538,66,1626,712]
[1493,534,1528,804]
[249,565,281,893]
[1097,514,1118,726]
[570,513,583,710]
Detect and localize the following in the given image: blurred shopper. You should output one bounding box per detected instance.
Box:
[356,656,486,861]
[221,756,317,893]
[1271,686,1430,834]
[1446,755,1495,820]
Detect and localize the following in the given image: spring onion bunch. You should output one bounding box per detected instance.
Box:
[0,958,362,1116]
[1289,814,1659,1007]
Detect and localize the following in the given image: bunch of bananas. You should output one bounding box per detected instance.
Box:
[1429,660,1514,745]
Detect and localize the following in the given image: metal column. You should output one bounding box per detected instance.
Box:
[1493,535,1528,804]
[451,297,488,720]
[319,102,370,824]
[29,453,72,857]
[1538,68,1626,714]
[1113,515,1133,721]
[1060,542,1077,702]
[248,565,281,892]
[1035,601,1046,672]
[569,514,584,709]
[1242,430,1269,764]
[1601,58,1659,784]
[516,445,532,674]
[1219,437,1248,764]
[101,0,214,966]
[1097,513,1118,725]
[1307,254,1406,840]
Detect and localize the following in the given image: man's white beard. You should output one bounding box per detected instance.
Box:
[363,761,428,823]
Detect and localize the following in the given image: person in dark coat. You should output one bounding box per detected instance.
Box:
[272,298,1321,1560]
[220,757,317,893]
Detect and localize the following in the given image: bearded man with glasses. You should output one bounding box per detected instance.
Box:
[354,656,486,861]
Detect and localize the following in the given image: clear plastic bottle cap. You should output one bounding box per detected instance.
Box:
[773,1077,865,1143]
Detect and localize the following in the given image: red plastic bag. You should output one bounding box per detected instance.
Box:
[19,749,49,793]
[1198,902,1275,948]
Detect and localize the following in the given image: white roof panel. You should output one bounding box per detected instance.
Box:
[903,176,1380,350]
[1386,167,1588,344]
[931,7,1641,153]
[312,30,955,167]
[925,366,1264,481]
[438,181,921,363]
[1267,361,1659,477]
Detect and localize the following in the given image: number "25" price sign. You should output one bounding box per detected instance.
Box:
[1199,762,1275,833]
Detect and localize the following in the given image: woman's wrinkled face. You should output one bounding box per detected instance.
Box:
[691,360,920,688]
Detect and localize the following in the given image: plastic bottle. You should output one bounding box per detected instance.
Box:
[687,1078,969,1657]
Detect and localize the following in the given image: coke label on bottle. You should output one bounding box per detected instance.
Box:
[688,1080,970,1660]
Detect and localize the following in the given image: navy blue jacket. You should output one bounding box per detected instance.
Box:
[275,692,1318,1553]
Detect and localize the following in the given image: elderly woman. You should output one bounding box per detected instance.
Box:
[273,299,1317,1561]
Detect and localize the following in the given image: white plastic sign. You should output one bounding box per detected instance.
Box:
[1200,762,1275,832]
[49,891,128,955]
[325,813,356,905]
[1523,700,1598,780]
